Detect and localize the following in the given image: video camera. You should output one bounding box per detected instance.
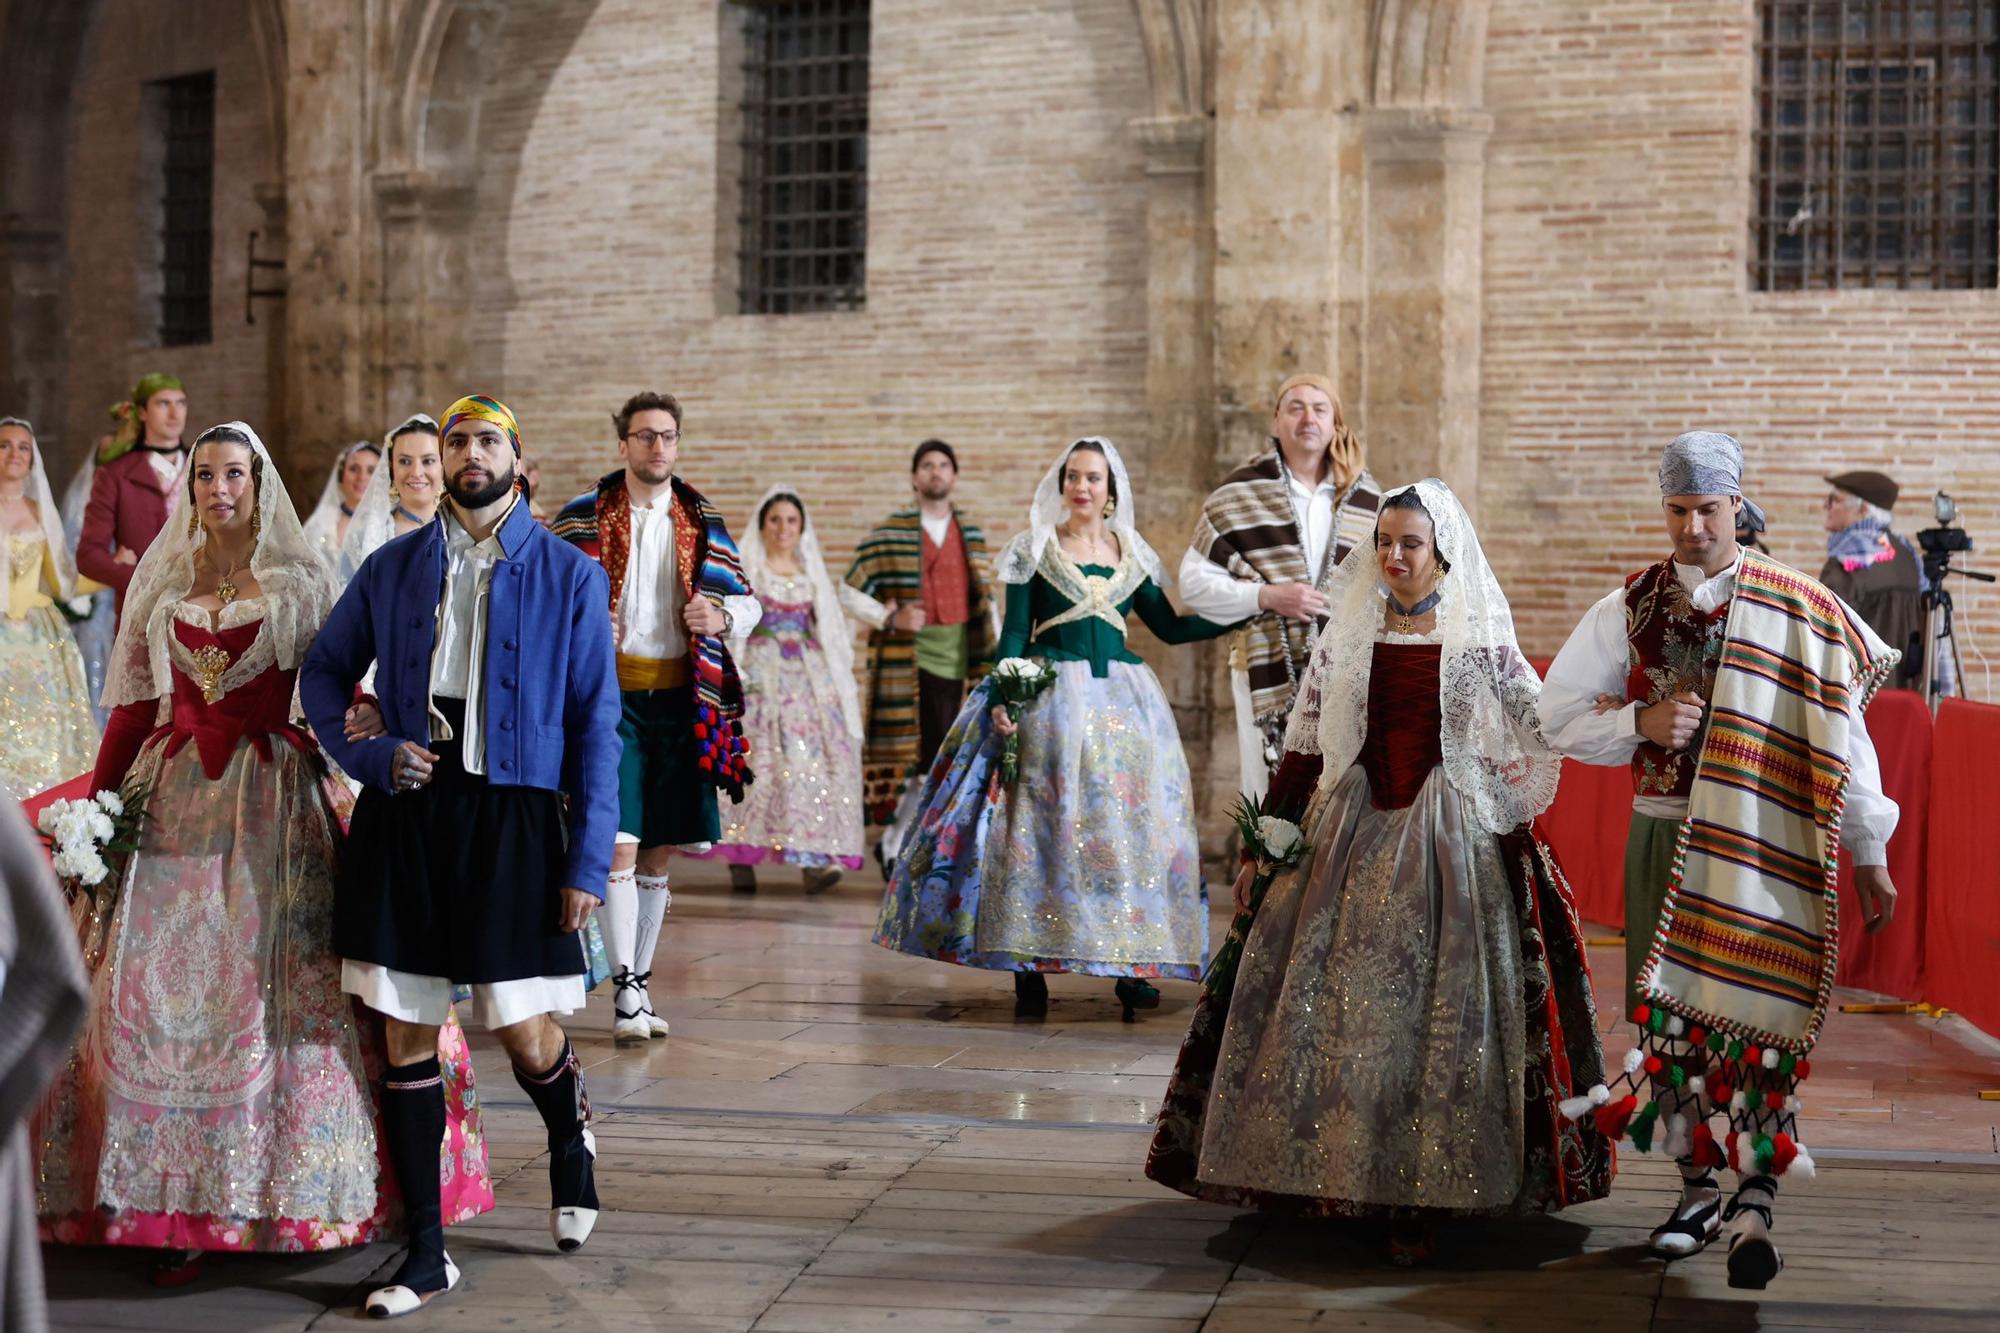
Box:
[1917,491,1975,587]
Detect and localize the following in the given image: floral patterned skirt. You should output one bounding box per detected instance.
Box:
[1145,767,1613,1217]
[37,733,493,1251]
[703,632,864,870]
[873,660,1208,979]
[0,604,97,801]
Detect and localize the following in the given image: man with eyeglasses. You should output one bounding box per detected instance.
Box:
[552,391,760,1043]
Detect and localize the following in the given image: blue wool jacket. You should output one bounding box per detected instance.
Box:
[300,500,623,897]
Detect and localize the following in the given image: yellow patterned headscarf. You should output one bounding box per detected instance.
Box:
[440,393,521,455]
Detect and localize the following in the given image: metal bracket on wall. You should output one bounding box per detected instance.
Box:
[245,228,286,325]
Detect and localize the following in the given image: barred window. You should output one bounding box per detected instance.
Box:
[737,0,869,314]
[153,71,216,345]
[1753,1,2000,290]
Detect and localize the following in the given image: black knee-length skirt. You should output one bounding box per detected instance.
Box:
[335,696,586,983]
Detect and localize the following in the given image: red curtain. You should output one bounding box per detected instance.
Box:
[1539,759,1632,929]
[1833,689,1930,999]
[1924,698,2000,1039]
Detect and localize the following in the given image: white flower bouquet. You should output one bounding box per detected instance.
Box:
[988,657,1057,783]
[1229,793,1308,878]
[36,785,148,899]
[56,591,96,624]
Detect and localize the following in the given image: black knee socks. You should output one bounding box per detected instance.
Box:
[512,1038,599,1210]
[379,1056,450,1291]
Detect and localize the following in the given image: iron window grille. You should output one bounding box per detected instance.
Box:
[155,70,216,345]
[738,0,869,314]
[1753,0,2000,290]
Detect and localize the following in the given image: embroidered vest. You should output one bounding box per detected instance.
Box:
[920,520,971,626]
[1623,559,1730,799]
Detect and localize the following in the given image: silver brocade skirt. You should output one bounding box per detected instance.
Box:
[1195,762,1528,1212]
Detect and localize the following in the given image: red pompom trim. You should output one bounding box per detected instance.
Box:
[1691,1122,1726,1171]
[1769,1132,1800,1175]
[1594,1093,1639,1140]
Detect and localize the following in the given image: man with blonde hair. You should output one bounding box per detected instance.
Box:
[1179,374,1383,799]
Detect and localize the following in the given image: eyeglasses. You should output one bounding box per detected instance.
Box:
[626,430,679,448]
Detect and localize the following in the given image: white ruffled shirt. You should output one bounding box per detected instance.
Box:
[1539,553,1898,866]
[618,488,760,660]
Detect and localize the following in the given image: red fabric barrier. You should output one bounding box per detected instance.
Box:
[1925,698,2000,1040]
[1833,689,1931,1000]
[1540,759,1632,930]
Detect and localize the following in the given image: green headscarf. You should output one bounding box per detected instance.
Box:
[98,372,187,464]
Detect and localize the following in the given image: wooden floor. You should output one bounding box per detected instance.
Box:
[43,862,2000,1332]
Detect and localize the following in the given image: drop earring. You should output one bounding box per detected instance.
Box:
[1103,497,1118,517]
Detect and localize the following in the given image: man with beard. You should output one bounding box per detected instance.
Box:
[302,394,621,1316]
[1179,374,1383,800]
[551,391,758,1038]
[845,440,997,848]
[77,372,188,620]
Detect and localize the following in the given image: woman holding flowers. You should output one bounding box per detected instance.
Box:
[873,437,1236,1021]
[1144,479,1610,1263]
[36,422,491,1273]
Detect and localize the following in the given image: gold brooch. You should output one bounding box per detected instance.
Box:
[190,644,233,704]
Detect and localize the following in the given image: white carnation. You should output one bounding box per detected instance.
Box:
[992,657,1045,682]
[36,800,69,836]
[1256,816,1303,858]
[52,810,91,848]
[87,809,115,843]
[94,790,124,816]
[77,848,110,885]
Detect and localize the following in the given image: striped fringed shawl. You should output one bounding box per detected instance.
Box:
[552,471,754,799]
[843,507,994,823]
[1189,451,1381,722]
[1639,552,1899,1052]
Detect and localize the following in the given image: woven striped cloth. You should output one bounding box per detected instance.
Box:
[1188,450,1381,723]
[552,470,754,798]
[843,507,994,822]
[1638,551,1898,1051]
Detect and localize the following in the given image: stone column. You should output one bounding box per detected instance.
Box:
[371,169,475,424]
[277,0,370,481]
[0,217,64,457]
[1360,107,1490,507]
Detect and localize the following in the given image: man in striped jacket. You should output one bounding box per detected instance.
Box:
[845,440,997,838]
[551,391,760,1043]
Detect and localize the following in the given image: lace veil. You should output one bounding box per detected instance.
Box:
[736,482,865,738]
[337,414,437,582]
[2,420,82,600]
[994,436,1168,587]
[99,421,336,711]
[1281,477,1560,834]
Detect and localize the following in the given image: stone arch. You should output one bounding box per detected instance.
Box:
[1369,0,1490,110]
[1131,0,1207,121]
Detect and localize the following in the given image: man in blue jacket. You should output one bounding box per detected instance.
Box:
[301,393,620,1318]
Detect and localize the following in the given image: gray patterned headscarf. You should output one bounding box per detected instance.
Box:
[1659,430,1743,498]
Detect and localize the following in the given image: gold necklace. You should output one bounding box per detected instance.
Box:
[209,549,247,606]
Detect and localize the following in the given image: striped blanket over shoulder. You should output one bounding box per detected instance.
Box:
[1638,551,1899,1051]
[1188,450,1381,723]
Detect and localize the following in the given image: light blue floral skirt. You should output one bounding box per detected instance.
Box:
[873,659,1208,979]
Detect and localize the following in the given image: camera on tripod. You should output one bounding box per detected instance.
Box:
[1917,491,1974,585]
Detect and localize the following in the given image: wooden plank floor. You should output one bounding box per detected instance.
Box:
[43,863,2000,1331]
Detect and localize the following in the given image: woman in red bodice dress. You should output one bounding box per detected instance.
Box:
[36,422,491,1267]
[1145,479,1612,1262]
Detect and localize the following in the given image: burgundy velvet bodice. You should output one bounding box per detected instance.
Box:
[1356,641,1444,810]
[92,613,310,791]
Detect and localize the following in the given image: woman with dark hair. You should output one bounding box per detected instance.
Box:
[301,440,382,571]
[337,414,442,582]
[37,422,491,1274]
[1145,480,1610,1264]
[874,438,1237,1021]
[698,484,888,893]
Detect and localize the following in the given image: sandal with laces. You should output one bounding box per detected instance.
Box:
[1724,1178,1783,1289]
[1648,1173,1723,1259]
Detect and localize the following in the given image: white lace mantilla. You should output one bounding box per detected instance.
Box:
[1280,479,1560,835]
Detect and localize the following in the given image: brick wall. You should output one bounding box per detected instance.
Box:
[58,0,279,493]
[466,0,1153,579]
[1481,0,2000,698]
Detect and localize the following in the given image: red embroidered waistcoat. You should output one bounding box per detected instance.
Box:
[1623,559,1729,800]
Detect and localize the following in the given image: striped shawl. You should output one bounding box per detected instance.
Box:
[1190,450,1382,722]
[552,471,754,799]
[1638,551,1899,1052]
[844,506,995,822]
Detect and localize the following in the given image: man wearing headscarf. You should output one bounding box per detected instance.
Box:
[1540,431,1901,1290]
[302,393,621,1316]
[551,390,759,1042]
[1179,373,1384,800]
[76,372,187,618]
[1820,470,1926,689]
